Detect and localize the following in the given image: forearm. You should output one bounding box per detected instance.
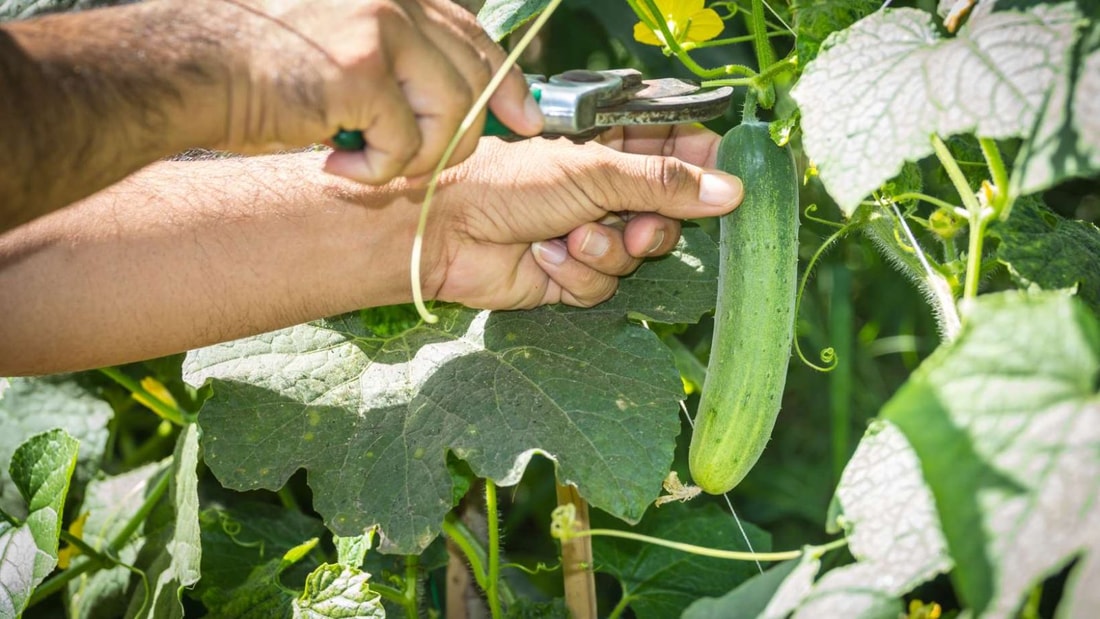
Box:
[0,152,424,376]
[0,0,234,232]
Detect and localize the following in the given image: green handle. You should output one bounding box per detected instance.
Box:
[332,86,542,150]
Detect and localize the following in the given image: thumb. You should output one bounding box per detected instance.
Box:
[584,151,745,220]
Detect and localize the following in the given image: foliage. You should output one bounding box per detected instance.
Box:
[3,0,1100,617]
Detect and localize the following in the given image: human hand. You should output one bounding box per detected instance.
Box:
[216,0,542,183]
[421,125,743,310]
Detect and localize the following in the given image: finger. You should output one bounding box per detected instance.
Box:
[386,26,476,177]
[324,78,420,184]
[599,124,723,168]
[574,146,744,220]
[412,20,496,164]
[531,239,620,308]
[622,213,682,257]
[437,2,543,136]
[565,222,642,277]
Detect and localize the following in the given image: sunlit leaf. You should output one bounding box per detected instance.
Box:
[884,291,1100,616]
[186,233,718,553]
[0,429,79,617]
[791,4,1080,214]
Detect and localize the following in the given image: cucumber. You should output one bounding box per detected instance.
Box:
[688,121,799,495]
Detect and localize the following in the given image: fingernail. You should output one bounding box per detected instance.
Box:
[580,229,610,257]
[524,95,544,130]
[645,230,666,255]
[533,240,567,265]
[699,173,743,206]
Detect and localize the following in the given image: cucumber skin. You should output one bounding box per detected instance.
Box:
[688,121,799,495]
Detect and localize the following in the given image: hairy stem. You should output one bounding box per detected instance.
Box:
[485,481,503,619]
[932,135,990,302]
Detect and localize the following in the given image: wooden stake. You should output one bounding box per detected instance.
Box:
[555,483,596,619]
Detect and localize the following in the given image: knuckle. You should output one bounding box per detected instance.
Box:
[645,156,692,200]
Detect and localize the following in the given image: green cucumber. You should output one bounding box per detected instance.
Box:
[688,121,799,495]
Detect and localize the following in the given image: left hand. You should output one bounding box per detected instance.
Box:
[422,125,744,309]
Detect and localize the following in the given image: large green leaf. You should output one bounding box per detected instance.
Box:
[1014,17,1100,195]
[477,0,552,41]
[185,233,717,554]
[992,198,1100,315]
[591,502,770,618]
[125,424,201,619]
[884,291,1100,617]
[0,376,112,518]
[791,3,1080,214]
[0,428,79,617]
[67,461,168,619]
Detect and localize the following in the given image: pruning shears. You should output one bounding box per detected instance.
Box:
[331,69,734,150]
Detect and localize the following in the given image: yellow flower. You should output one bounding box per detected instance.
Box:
[633,0,724,47]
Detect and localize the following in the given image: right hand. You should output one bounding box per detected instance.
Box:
[217,0,543,183]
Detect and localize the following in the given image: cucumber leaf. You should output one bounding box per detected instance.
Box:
[67,461,168,619]
[293,564,384,619]
[1014,17,1100,195]
[200,538,320,619]
[884,291,1100,617]
[791,3,1081,214]
[790,0,879,65]
[185,232,718,554]
[0,428,79,617]
[0,376,112,519]
[124,424,201,619]
[591,502,770,618]
[991,198,1100,315]
[478,0,551,41]
[728,421,951,619]
[195,502,326,609]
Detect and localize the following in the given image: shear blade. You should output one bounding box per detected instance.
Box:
[595,86,734,127]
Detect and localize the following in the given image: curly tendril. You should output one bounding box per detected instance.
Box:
[803,204,845,228]
[793,219,862,372]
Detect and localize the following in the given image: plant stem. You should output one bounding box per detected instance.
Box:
[27,466,171,609]
[637,0,757,79]
[828,264,853,486]
[402,555,419,619]
[932,135,990,302]
[568,527,804,561]
[979,137,1015,219]
[931,135,981,214]
[98,367,187,426]
[442,512,518,606]
[886,192,961,213]
[607,593,633,619]
[371,583,407,607]
[556,483,597,619]
[748,0,776,69]
[681,30,788,50]
[485,481,503,619]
